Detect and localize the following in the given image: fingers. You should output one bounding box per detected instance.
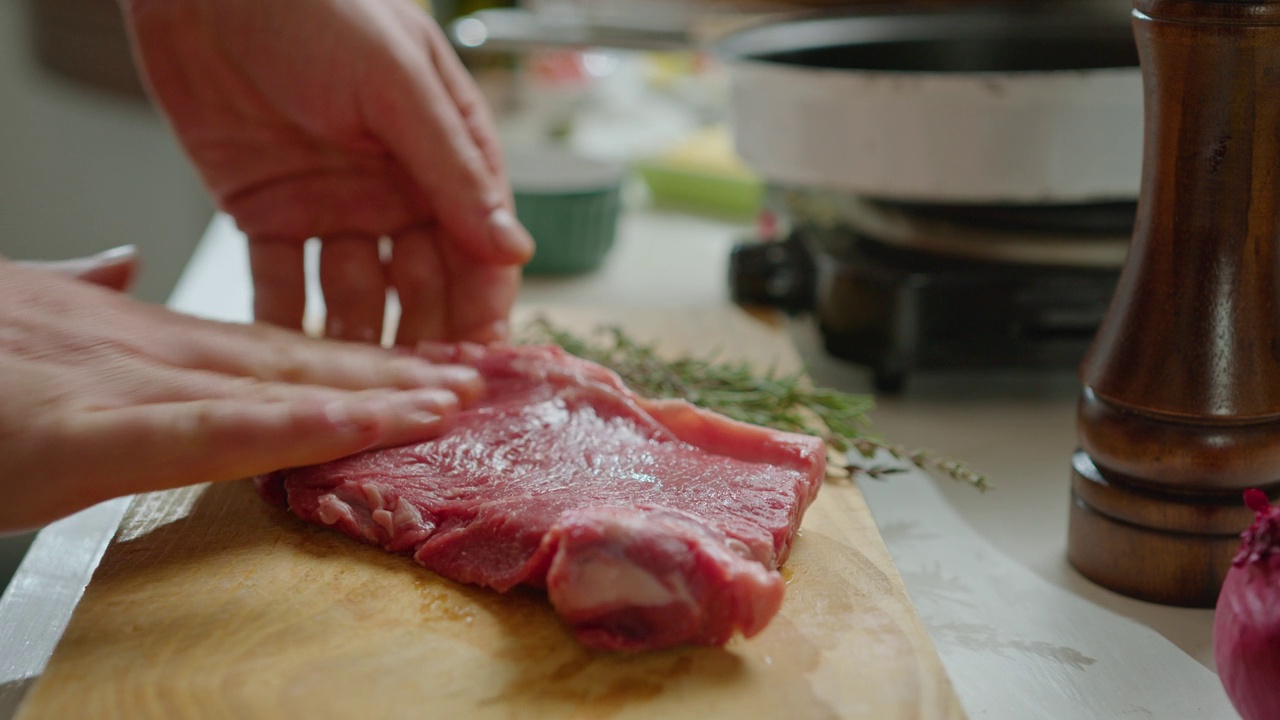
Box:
[41,390,458,522]
[389,226,519,344]
[18,245,140,292]
[250,230,507,347]
[365,35,533,266]
[87,356,470,413]
[444,245,520,343]
[249,238,307,330]
[420,23,534,265]
[319,236,387,343]
[389,226,448,345]
[156,317,485,403]
[424,20,507,183]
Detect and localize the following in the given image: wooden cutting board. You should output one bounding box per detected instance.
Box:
[15,307,964,720]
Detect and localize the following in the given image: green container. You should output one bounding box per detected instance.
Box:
[634,160,763,221]
[515,186,621,275]
[507,147,624,276]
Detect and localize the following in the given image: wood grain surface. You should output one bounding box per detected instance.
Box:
[16,307,963,720]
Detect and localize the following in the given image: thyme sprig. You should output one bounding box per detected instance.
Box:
[519,318,989,491]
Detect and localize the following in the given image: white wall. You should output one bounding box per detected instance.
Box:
[0,0,213,305]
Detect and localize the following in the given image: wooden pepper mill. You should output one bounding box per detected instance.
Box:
[1069,0,1280,607]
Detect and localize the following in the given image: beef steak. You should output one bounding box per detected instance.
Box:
[257,343,825,651]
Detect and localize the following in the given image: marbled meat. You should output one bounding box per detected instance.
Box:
[256,343,825,651]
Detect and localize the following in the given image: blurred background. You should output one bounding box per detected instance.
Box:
[2,0,212,303]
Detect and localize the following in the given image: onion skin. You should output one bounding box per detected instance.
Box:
[1214,490,1280,720]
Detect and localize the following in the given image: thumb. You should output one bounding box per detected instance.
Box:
[20,245,140,292]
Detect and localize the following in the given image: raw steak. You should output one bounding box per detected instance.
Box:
[257,343,825,651]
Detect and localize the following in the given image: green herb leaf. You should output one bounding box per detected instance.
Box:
[519,318,989,491]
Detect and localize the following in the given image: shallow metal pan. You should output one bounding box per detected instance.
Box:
[716,4,1143,204]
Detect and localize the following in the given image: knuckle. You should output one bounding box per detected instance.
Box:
[263,345,309,384]
[391,262,437,295]
[186,402,226,433]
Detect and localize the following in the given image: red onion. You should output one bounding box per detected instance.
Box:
[1214,489,1280,720]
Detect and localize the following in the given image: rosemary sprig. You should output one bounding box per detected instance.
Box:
[519,318,989,491]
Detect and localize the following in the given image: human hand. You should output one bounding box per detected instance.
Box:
[120,0,533,345]
[0,251,484,533]
[18,244,140,291]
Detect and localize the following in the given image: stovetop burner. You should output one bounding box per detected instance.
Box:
[731,196,1127,392]
[874,199,1137,236]
[850,198,1134,266]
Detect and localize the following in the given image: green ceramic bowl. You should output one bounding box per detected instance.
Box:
[507,148,625,276]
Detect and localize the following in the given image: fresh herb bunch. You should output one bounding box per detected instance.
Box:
[520,318,989,491]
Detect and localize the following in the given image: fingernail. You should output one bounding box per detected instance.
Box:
[432,365,484,404]
[94,245,138,262]
[487,320,509,341]
[323,401,365,432]
[404,410,442,427]
[401,387,458,414]
[463,320,508,344]
[411,341,454,364]
[488,208,535,262]
[430,365,481,386]
[399,360,476,383]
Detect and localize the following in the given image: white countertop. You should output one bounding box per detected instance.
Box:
[0,206,1238,719]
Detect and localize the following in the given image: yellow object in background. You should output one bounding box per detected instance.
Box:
[659,125,756,179]
[636,125,763,219]
[644,51,704,89]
